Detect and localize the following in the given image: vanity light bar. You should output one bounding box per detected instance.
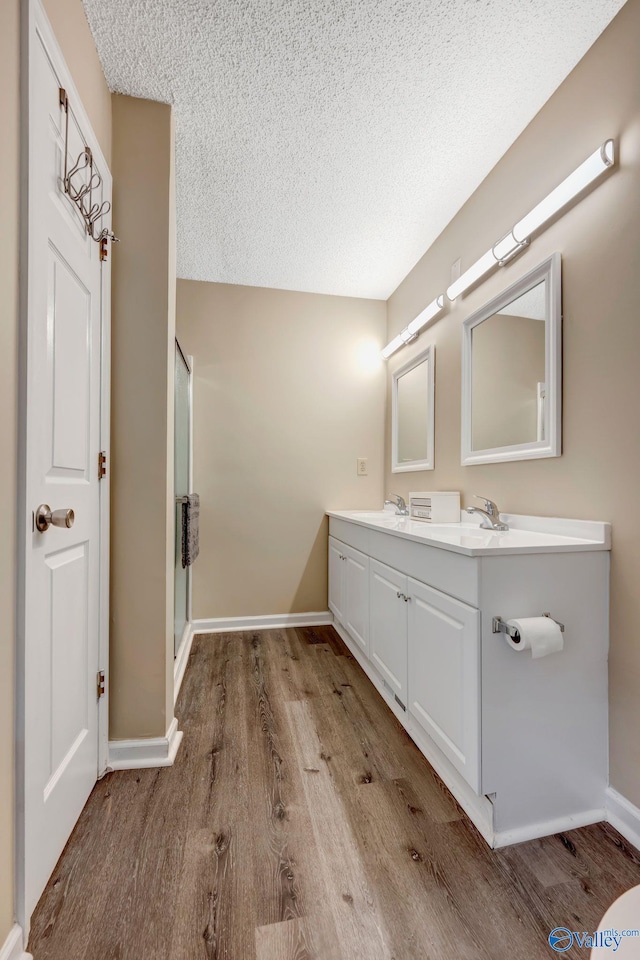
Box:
[381,334,406,359]
[381,295,445,359]
[447,139,615,301]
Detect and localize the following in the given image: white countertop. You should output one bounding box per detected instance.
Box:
[326,510,611,557]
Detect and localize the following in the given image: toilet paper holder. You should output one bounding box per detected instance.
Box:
[492,613,565,645]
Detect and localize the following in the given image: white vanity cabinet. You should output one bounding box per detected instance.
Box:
[369,560,409,706]
[328,536,346,624]
[368,560,481,792]
[327,510,611,849]
[407,580,480,793]
[328,537,369,656]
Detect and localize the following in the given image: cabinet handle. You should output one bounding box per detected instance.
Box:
[404,595,411,602]
[397,591,411,602]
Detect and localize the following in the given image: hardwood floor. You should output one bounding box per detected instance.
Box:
[29,627,640,959]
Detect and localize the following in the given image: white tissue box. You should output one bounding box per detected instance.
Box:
[409,491,461,523]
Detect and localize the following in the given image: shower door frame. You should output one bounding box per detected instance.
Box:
[173,339,193,702]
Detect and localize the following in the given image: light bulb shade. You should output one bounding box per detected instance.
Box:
[513,140,615,243]
[406,295,446,336]
[446,250,497,301]
[381,294,446,359]
[381,334,404,359]
[492,231,526,263]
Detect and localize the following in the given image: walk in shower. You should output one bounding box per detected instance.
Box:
[174,340,192,656]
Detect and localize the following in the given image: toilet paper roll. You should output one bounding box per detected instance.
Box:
[505,617,564,659]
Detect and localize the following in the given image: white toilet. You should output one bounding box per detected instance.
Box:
[590,885,640,957]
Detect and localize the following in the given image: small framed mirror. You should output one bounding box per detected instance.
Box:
[392,345,435,472]
[461,253,561,465]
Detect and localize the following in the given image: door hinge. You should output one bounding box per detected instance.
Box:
[98,451,107,480]
[97,670,105,699]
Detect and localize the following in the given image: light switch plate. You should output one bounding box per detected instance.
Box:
[357,458,368,476]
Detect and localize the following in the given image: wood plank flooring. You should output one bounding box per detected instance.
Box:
[28,627,640,960]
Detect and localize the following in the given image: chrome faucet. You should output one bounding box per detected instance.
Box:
[465,495,509,531]
[384,494,409,516]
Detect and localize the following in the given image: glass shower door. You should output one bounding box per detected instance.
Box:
[174,341,191,656]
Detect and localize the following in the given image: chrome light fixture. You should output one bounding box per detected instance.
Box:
[446,139,615,302]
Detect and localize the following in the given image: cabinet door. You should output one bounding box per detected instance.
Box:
[407,578,481,792]
[328,537,346,625]
[370,560,408,707]
[343,543,370,656]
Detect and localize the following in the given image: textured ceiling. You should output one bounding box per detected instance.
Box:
[83,0,625,299]
[502,282,546,321]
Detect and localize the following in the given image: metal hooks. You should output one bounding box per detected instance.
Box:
[59,88,119,247]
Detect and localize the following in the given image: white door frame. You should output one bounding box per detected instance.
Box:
[173,342,194,702]
[16,0,111,936]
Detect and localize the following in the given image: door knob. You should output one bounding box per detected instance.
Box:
[35,504,75,532]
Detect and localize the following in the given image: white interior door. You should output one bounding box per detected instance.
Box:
[21,6,109,922]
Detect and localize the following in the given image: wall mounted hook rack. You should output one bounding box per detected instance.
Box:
[59,88,119,248]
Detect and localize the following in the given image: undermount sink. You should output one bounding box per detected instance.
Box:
[346,510,402,521]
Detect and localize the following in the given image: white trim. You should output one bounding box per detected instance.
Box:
[332,619,496,847]
[606,787,640,852]
[492,809,606,849]
[192,611,333,634]
[187,354,194,625]
[174,621,194,705]
[107,718,183,771]
[0,926,32,960]
[98,171,112,778]
[391,345,435,473]
[461,253,562,465]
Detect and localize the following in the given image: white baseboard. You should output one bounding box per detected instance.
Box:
[192,611,333,634]
[606,787,640,852]
[0,925,31,960]
[107,717,183,771]
[174,621,195,705]
[493,809,607,849]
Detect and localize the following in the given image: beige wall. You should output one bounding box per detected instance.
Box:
[177,281,386,618]
[385,0,640,806]
[110,96,176,740]
[0,0,20,942]
[0,0,111,942]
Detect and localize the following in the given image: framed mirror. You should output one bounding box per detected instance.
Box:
[392,345,435,472]
[461,253,561,465]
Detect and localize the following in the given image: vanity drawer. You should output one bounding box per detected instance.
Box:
[367,530,479,607]
[329,517,371,555]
